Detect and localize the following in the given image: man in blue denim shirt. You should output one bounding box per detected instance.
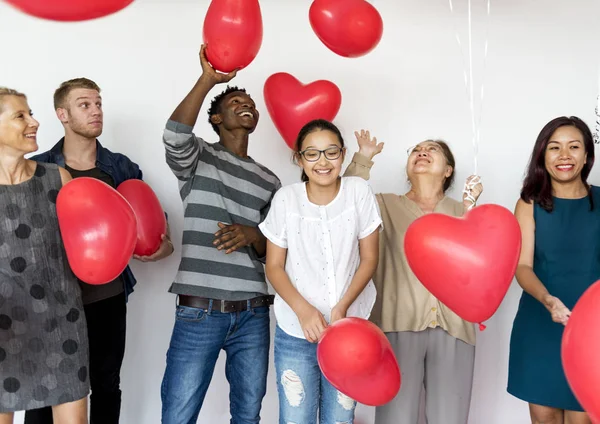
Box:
[24,78,174,424]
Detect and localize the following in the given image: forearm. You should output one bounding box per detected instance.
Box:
[170,75,216,126]
[266,265,310,313]
[252,228,267,257]
[337,256,378,309]
[515,264,550,303]
[343,152,373,180]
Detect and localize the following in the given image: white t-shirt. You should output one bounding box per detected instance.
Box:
[259,176,383,339]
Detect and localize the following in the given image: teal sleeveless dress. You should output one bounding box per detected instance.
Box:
[507,187,600,410]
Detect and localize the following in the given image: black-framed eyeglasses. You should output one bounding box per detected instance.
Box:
[299,146,343,162]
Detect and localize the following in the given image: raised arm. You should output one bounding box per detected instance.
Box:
[343,129,384,180]
[163,44,237,180]
[169,44,237,126]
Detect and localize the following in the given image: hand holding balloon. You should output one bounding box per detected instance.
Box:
[330,302,348,324]
[133,233,174,262]
[199,44,238,86]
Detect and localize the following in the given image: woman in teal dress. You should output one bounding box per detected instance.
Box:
[508,116,596,424]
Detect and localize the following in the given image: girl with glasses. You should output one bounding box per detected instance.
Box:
[260,119,382,423]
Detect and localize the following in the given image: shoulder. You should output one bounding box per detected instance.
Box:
[29,149,53,163]
[57,167,72,185]
[99,144,142,177]
[514,198,534,222]
[343,176,373,194]
[275,182,303,198]
[439,196,465,216]
[252,160,281,188]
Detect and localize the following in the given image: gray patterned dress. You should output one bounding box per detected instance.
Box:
[0,163,89,412]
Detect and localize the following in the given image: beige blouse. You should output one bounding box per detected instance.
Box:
[344,153,476,345]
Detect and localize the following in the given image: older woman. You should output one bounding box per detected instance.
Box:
[344,131,482,424]
[0,88,88,423]
[508,116,595,424]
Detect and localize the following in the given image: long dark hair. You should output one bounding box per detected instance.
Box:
[293,119,345,182]
[521,116,595,212]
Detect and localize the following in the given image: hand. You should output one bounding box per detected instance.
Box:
[330,303,348,324]
[133,234,174,262]
[295,303,328,343]
[199,44,238,85]
[214,223,258,254]
[354,129,384,160]
[462,175,483,210]
[542,293,571,325]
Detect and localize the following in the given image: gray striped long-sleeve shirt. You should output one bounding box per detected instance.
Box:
[163,119,281,300]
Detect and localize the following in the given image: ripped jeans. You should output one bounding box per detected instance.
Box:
[274,326,356,424]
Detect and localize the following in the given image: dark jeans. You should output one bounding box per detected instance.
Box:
[24,293,127,424]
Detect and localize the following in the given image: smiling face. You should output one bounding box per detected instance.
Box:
[57,88,103,139]
[298,129,346,188]
[211,91,259,134]
[0,95,39,155]
[406,141,453,184]
[544,125,587,184]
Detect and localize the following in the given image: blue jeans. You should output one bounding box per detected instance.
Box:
[274,326,357,424]
[161,301,270,424]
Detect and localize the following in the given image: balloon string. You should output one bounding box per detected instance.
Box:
[447,0,491,175]
[463,175,482,210]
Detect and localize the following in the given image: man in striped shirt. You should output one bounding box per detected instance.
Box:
[160,45,281,424]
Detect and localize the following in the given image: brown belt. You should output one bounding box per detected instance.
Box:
[178,294,274,313]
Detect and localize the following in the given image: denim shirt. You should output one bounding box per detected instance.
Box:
[31,138,142,301]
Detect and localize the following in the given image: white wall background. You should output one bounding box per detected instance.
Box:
[2,0,600,422]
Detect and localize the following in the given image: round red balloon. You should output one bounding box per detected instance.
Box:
[309,0,383,58]
[3,0,133,21]
[317,317,401,406]
[562,280,600,423]
[117,180,167,256]
[57,178,137,285]
[404,204,521,324]
[202,0,263,73]
[264,72,342,149]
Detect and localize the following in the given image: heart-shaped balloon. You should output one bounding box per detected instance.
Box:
[57,177,137,285]
[3,0,133,21]
[404,204,521,324]
[117,180,166,257]
[317,317,401,406]
[263,72,342,149]
[309,0,383,58]
[562,280,600,423]
[202,0,263,73]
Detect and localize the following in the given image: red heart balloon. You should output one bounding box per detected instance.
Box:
[263,72,342,149]
[317,317,401,406]
[57,178,137,285]
[117,180,166,257]
[404,204,521,324]
[562,280,600,423]
[309,0,383,58]
[202,0,263,73]
[3,0,133,21]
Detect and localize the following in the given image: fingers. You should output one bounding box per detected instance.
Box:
[225,240,248,254]
[216,235,241,250]
[305,328,318,343]
[214,223,233,237]
[376,142,385,153]
[224,69,238,81]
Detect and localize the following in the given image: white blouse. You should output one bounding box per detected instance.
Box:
[259,176,382,339]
